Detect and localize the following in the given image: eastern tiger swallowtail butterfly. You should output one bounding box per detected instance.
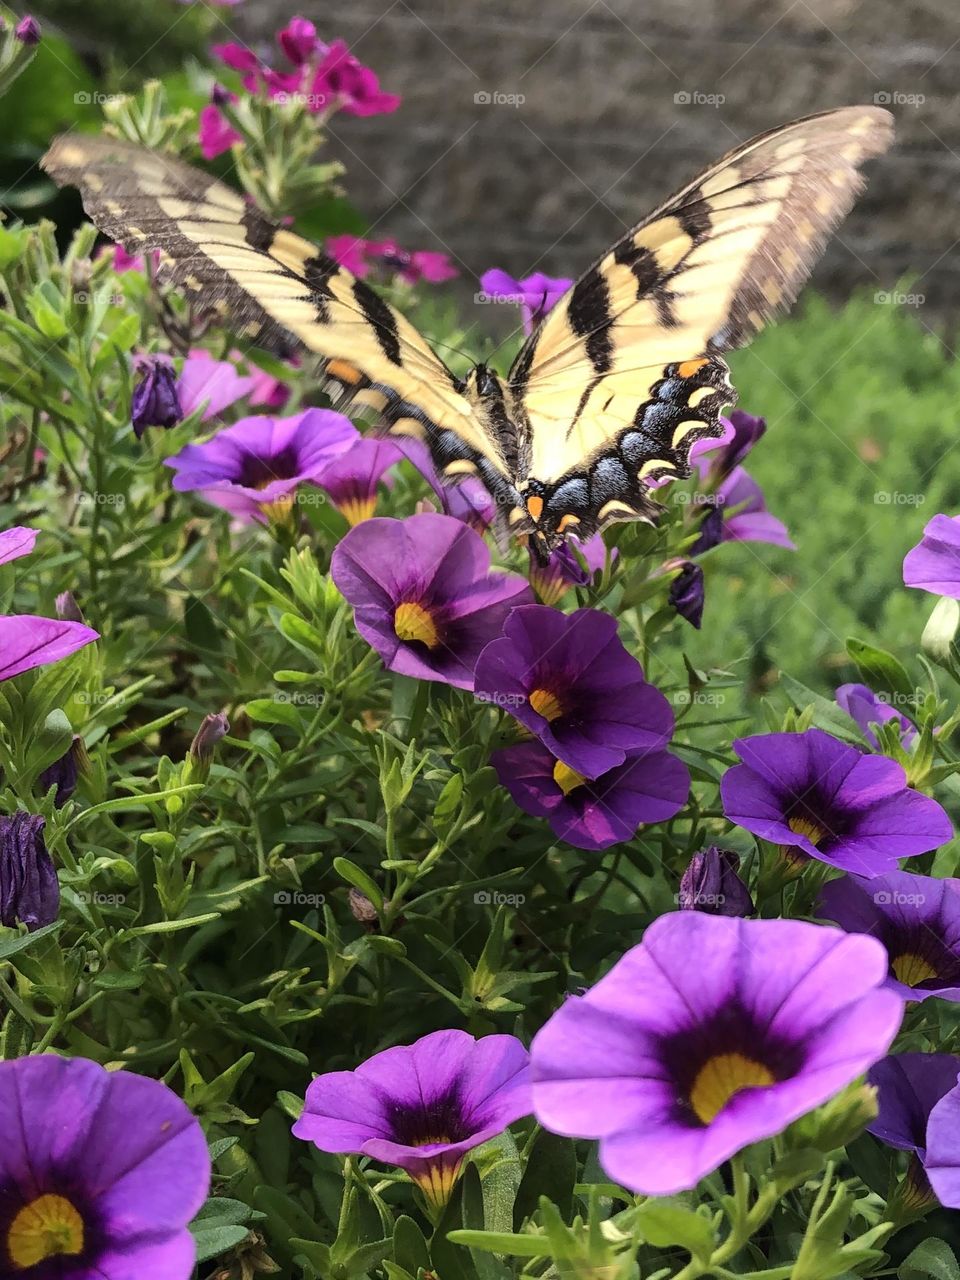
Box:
[42,106,892,559]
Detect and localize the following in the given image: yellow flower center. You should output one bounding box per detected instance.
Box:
[413,1134,451,1146]
[688,1053,776,1125]
[8,1195,84,1269]
[553,760,586,796]
[412,1158,463,1213]
[338,496,377,526]
[529,688,564,721]
[394,601,440,649]
[892,953,938,987]
[787,815,825,846]
[260,494,296,526]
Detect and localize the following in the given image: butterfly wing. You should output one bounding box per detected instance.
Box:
[509,106,893,542]
[41,133,516,503]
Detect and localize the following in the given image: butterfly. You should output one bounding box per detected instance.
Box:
[42,106,892,560]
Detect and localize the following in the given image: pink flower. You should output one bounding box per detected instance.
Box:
[325,236,456,285]
[309,40,400,117]
[198,105,241,161]
[278,17,323,66]
[326,235,373,277]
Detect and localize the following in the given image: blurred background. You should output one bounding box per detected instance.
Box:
[7,0,960,698]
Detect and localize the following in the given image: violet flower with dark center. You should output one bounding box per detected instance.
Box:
[678,847,754,916]
[0,812,59,929]
[527,534,610,607]
[721,728,952,876]
[474,605,676,779]
[331,513,532,689]
[819,870,960,1001]
[531,913,902,1195]
[131,354,181,436]
[868,1053,960,1210]
[492,741,689,851]
[315,438,402,525]
[293,1029,531,1212]
[0,1055,210,1277]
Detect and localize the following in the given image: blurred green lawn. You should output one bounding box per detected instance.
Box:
[685,293,960,698]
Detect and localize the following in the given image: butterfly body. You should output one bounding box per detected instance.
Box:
[41,107,893,557]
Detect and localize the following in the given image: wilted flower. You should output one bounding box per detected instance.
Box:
[669,561,705,628]
[820,869,960,1001]
[55,591,84,623]
[39,736,88,807]
[868,1053,960,1209]
[474,605,676,779]
[721,728,952,876]
[331,513,532,689]
[165,409,357,524]
[678,847,753,916]
[836,682,916,748]
[0,615,99,682]
[0,1054,210,1277]
[0,525,37,566]
[315,438,402,524]
[0,812,59,929]
[527,535,610,606]
[190,712,230,770]
[479,269,573,333]
[293,1029,531,1211]
[14,15,40,44]
[131,354,182,436]
[903,514,960,597]
[492,740,689,851]
[531,913,902,1195]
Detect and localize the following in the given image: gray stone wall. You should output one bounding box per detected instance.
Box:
[234,0,960,319]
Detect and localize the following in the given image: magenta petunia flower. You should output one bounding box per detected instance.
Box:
[492,740,689,851]
[819,869,960,1001]
[293,1029,531,1211]
[0,526,37,567]
[527,534,610,607]
[0,1055,210,1277]
[331,514,532,689]
[867,1053,960,1208]
[277,16,323,66]
[198,103,241,161]
[479,269,573,334]
[721,728,952,876]
[531,913,903,1195]
[326,235,370,277]
[177,350,254,421]
[165,409,357,524]
[836,682,916,749]
[474,605,675,779]
[903,514,960,597]
[0,616,99,682]
[309,40,400,117]
[324,236,457,286]
[316,438,402,525]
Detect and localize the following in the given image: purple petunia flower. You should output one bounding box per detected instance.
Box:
[678,847,753,917]
[177,350,254,421]
[293,1029,531,1211]
[316,438,402,525]
[492,740,689,851]
[527,534,610,607]
[669,561,705,628]
[683,412,792,550]
[0,1055,210,1277]
[531,913,903,1195]
[332,514,532,689]
[39,736,87,807]
[694,410,766,482]
[474,605,675,779]
[714,467,795,549]
[0,616,99,683]
[836,683,916,749]
[14,15,40,44]
[904,514,960,598]
[0,812,59,929]
[819,870,960,1001]
[479,269,573,334]
[867,1053,960,1209]
[0,526,37,567]
[165,409,358,524]
[398,439,495,533]
[131,354,181,437]
[721,728,952,876]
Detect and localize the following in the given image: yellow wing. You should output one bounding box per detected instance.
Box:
[41,133,516,503]
[509,106,893,540]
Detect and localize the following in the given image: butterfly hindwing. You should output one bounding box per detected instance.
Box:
[509,106,893,539]
[41,133,513,494]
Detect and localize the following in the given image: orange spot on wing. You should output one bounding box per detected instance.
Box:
[677,358,708,378]
[326,359,362,385]
[526,496,544,521]
[557,514,580,532]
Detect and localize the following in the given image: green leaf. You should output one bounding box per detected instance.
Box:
[900,1240,960,1280]
[0,921,62,961]
[190,1221,250,1264]
[445,1230,551,1258]
[333,857,384,910]
[514,1129,577,1228]
[846,637,915,701]
[393,1215,430,1275]
[636,1199,715,1263]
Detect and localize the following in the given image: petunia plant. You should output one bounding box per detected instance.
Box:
[2,12,960,1280]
